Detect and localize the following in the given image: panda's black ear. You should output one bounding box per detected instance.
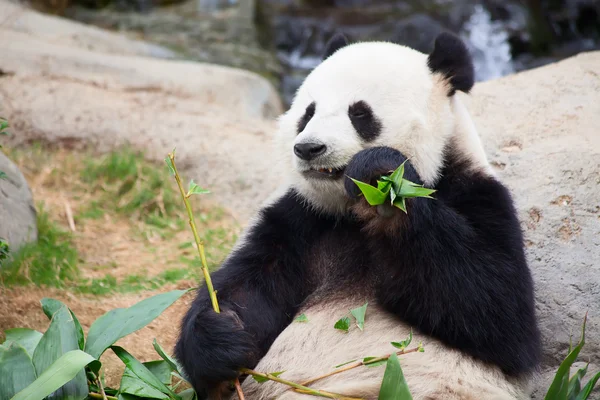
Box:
[323,33,349,60]
[427,32,474,96]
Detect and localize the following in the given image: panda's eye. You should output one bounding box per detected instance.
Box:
[348,101,372,119]
[297,102,316,134]
[348,101,381,142]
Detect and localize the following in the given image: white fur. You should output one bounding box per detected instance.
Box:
[240,299,530,400]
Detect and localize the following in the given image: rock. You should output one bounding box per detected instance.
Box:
[0,9,284,223]
[0,152,37,251]
[0,0,177,59]
[465,51,600,397]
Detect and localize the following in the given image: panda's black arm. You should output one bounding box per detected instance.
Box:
[345,146,541,377]
[175,189,323,395]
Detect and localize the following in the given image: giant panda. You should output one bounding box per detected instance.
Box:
[175,32,541,400]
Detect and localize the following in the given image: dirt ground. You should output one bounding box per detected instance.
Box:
[0,145,242,388]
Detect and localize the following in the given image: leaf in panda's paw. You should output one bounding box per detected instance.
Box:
[389,186,397,206]
[252,371,285,384]
[377,179,392,194]
[393,197,407,213]
[350,301,368,331]
[334,317,351,333]
[349,178,387,206]
[391,330,413,350]
[398,180,436,199]
[294,314,308,323]
[389,161,407,191]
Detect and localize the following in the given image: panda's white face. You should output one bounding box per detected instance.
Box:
[276,41,456,214]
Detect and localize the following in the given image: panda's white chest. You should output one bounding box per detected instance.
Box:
[239,298,529,400]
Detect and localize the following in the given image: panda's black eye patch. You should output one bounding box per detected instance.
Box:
[348,101,381,142]
[297,102,316,134]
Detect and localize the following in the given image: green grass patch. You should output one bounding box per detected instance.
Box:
[79,145,179,227]
[0,205,79,287]
[75,267,195,295]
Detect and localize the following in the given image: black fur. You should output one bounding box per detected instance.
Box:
[297,101,316,134]
[427,32,475,96]
[323,33,349,60]
[176,146,540,395]
[348,101,382,142]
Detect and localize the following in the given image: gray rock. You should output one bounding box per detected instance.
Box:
[0,152,37,252]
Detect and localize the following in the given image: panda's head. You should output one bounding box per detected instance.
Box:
[276,32,475,215]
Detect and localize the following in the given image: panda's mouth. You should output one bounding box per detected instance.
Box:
[303,166,346,180]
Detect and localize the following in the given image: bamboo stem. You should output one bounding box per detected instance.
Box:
[234,378,246,400]
[88,393,117,400]
[298,346,420,387]
[169,151,219,313]
[240,368,362,399]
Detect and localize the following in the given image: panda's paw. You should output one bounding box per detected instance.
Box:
[176,307,256,394]
[344,146,419,199]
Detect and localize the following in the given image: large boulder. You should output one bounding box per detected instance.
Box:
[0,6,284,223]
[466,51,600,396]
[0,152,37,251]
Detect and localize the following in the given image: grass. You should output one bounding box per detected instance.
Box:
[1,142,240,295]
[0,205,79,287]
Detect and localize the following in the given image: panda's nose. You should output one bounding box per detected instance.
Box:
[294,142,327,161]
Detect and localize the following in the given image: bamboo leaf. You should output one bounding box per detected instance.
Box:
[391,330,413,350]
[363,357,386,367]
[334,317,351,333]
[152,339,182,374]
[252,371,285,384]
[294,314,309,323]
[393,197,407,213]
[165,157,176,176]
[85,290,187,361]
[111,346,180,400]
[568,363,588,399]
[575,371,600,400]
[40,298,85,350]
[0,342,37,400]
[3,328,43,357]
[32,305,88,400]
[349,178,388,205]
[334,359,357,368]
[12,350,98,400]
[187,180,210,196]
[350,302,368,331]
[389,161,407,190]
[545,314,588,400]
[378,353,413,400]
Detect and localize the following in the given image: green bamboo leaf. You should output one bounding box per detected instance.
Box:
[377,179,392,194]
[187,180,210,196]
[252,371,285,384]
[119,360,173,399]
[349,178,388,205]
[378,353,413,400]
[389,186,397,206]
[568,363,588,400]
[350,301,368,331]
[575,371,600,400]
[85,290,187,362]
[0,120,8,132]
[334,317,351,333]
[294,314,309,323]
[389,161,407,190]
[398,181,436,199]
[12,350,98,400]
[40,298,85,350]
[363,357,386,367]
[334,359,357,368]
[165,157,175,176]
[0,342,37,400]
[545,314,588,400]
[3,328,43,356]
[391,330,413,350]
[0,171,7,180]
[112,346,180,400]
[152,339,182,374]
[32,305,88,400]
[393,197,407,213]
